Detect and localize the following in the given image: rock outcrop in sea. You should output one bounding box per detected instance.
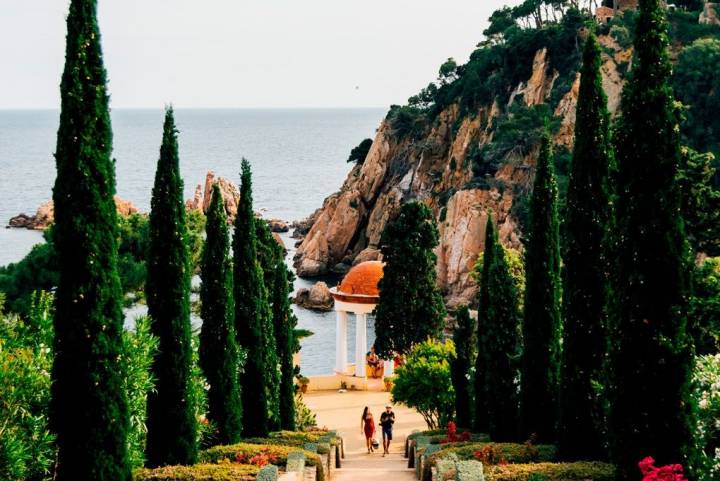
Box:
[294,36,628,309]
[294,281,334,311]
[8,196,139,230]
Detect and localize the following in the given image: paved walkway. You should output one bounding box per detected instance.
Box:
[304,390,424,481]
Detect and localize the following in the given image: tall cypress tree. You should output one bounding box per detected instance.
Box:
[257,226,297,430]
[557,33,613,461]
[609,0,694,477]
[520,133,562,443]
[255,221,282,431]
[199,184,242,444]
[145,108,198,467]
[478,213,520,442]
[50,0,131,478]
[233,159,272,437]
[374,202,446,357]
[451,305,474,430]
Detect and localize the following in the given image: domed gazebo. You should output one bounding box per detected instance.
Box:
[330,261,392,378]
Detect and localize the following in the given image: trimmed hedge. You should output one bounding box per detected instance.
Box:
[199,443,324,481]
[286,451,306,473]
[423,443,557,481]
[456,460,484,481]
[428,443,557,465]
[134,463,259,481]
[256,466,277,481]
[484,462,615,481]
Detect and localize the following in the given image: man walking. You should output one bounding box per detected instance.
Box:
[379,405,395,456]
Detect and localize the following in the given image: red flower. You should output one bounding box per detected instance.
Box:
[638,456,688,481]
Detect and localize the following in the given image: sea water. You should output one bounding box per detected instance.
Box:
[0,108,383,375]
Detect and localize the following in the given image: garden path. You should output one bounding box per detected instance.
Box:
[304,390,424,481]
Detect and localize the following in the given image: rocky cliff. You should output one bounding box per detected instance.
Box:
[295,33,628,309]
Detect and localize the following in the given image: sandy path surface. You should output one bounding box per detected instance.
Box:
[304,390,425,481]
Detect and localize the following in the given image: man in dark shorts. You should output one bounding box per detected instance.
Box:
[379,405,395,456]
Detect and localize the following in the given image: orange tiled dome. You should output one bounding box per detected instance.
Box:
[336,261,384,297]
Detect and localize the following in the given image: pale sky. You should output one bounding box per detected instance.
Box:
[0,0,511,109]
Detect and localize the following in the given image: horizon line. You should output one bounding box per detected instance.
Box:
[0,105,389,111]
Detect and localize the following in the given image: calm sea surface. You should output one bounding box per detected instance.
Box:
[0,108,382,375]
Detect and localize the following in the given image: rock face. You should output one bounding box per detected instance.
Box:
[700,3,720,25]
[8,196,138,230]
[186,171,241,222]
[294,281,334,311]
[294,35,629,307]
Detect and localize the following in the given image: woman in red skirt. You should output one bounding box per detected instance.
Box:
[361,406,376,454]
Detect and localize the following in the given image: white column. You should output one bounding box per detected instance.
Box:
[384,359,394,377]
[335,310,348,374]
[355,312,368,377]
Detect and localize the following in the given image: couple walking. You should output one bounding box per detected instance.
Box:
[361,405,395,456]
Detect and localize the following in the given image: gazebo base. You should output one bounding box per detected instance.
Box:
[304,372,391,392]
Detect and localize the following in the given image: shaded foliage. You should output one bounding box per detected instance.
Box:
[374,202,446,357]
[49,0,131,478]
[145,107,198,467]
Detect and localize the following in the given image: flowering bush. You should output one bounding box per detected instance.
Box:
[692,354,720,481]
[473,444,508,465]
[638,457,688,481]
[440,421,472,444]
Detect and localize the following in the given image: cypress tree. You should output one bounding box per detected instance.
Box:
[557,33,613,461]
[609,0,694,477]
[199,184,242,444]
[451,305,474,430]
[255,221,282,431]
[145,107,198,467]
[233,159,272,437]
[50,0,131,478]
[374,202,446,357]
[520,133,562,443]
[478,213,521,442]
[257,226,297,430]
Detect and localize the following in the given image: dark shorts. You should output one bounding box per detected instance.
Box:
[382,426,393,440]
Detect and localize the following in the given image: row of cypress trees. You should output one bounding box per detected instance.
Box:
[49,0,297,476]
[462,1,695,480]
[145,122,297,464]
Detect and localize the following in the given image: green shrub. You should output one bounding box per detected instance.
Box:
[200,443,324,481]
[456,460,484,481]
[484,462,615,481]
[286,451,306,473]
[692,354,720,480]
[122,316,159,468]
[392,339,456,429]
[424,442,557,481]
[0,292,55,481]
[244,430,338,455]
[133,463,259,481]
[294,394,318,431]
[256,465,278,481]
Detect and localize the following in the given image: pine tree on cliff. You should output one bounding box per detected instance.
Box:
[556,32,613,461]
[451,305,475,429]
[255,220,282,431]
[374,202,446,357]
[199,184,243,444]
[608,0,694,477]
[233,159,273,437]
[477,213,520,442]
[50,0,131,478]
[520,133,562,443]
[145,107,198,467]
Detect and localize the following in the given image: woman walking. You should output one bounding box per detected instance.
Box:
[361,406,376,454]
